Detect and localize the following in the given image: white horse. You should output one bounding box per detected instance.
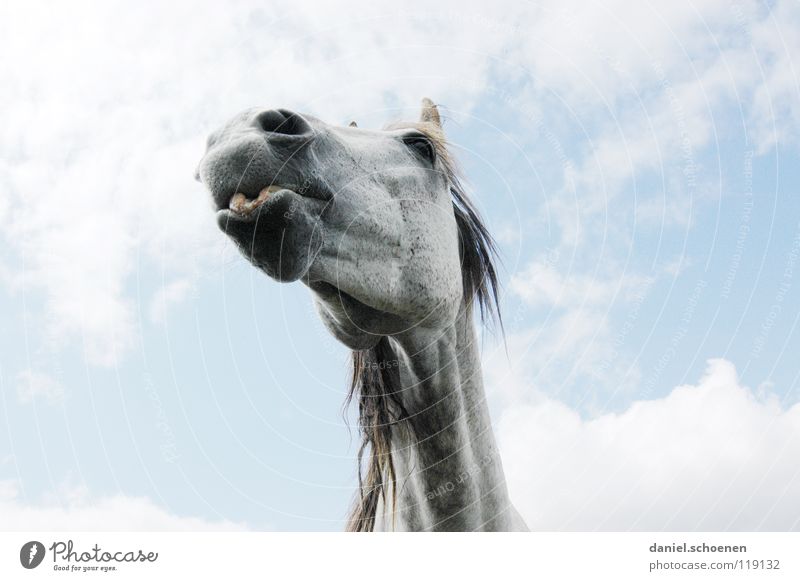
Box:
[197,99,527,531]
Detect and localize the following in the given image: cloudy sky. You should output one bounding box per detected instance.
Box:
[1,0,799,531]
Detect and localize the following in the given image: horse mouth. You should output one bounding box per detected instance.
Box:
[213,182,324,283]
[216,184,298,220]
[224,185,285,217]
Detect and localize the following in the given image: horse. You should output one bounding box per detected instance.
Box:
[197,98,527,531]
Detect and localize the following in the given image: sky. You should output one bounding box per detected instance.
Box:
[1,0,799,531]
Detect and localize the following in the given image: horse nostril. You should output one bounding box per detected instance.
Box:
[254,109,310,136]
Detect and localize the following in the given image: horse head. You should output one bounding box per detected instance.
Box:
[197,99,497,349]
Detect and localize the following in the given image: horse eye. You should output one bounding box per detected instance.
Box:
[404,136,435,163]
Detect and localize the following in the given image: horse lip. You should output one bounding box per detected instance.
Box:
[228,185,286,215]
[213,179,330,212]
[218,186,293,219]
[215,186,329,223]
[285,179,332,203]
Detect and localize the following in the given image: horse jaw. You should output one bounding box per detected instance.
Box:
[217,188,325,283]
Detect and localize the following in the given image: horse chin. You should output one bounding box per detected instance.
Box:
[217,188,323,283]
[308,280,422,338]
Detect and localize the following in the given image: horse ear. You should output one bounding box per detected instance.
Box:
[348,121,358,128]
[420,97,441,127]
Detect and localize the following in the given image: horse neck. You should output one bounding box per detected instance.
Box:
[379,306,517,531]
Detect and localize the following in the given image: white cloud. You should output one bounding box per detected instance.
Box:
[747,0,800,152]
[489,0,799,413]
[1,0,797,368]
[15,370,66,405]
[0,0,516,366]
[0,480,246,531]
[486,308,644,414]
[510,258,651,310]
[149,279,193,324]
[490,259,654,411]
[0,0,796,534]
[509,1,797,258]
[498,359,800,530]
[517,0,757,105]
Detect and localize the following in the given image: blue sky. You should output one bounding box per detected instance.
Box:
[1,0,799,531]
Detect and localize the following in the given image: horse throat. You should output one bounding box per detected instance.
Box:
[347,306,521,531]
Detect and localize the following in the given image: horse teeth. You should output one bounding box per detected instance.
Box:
[229,192,248,213]
[261,184,283,198]
[229,186,285,214]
